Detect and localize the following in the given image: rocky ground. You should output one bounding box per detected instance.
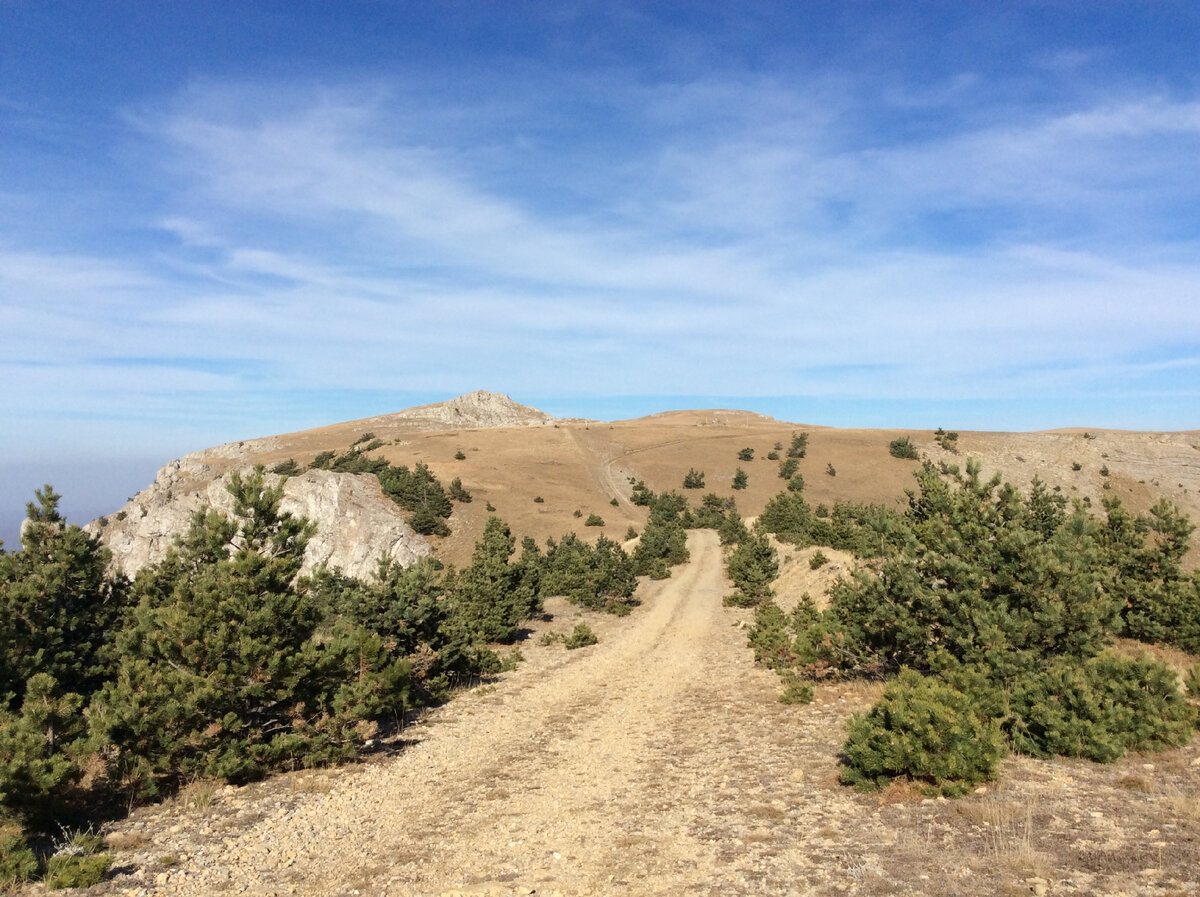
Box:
[44,530,1196,897]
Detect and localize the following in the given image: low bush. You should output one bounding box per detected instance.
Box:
[0,819,37,890]
[449,477,472,503]
[888,436,919,459]
[724,531,778,606]
[841,669,1006,797]
[564,623,598,650]
[683,469,705,489]
[43,831,110,890]
[585,514,605,527]
[787,432,809,459]
[631,491,690,577]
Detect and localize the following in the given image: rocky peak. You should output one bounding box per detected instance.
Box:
[386,390,555,429]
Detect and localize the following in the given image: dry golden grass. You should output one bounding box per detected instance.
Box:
[177,778,219,810]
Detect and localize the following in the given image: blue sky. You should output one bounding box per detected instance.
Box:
[2,1,1199,537]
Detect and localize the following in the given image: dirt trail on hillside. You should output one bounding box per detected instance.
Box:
[99,530,1200,897]
[102,532,899,896]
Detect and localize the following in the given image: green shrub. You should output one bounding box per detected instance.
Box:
[410,505,450,536]
[732,468,748,490]
[377,461,452,521]
[270,458,300,476]
[44,831,110,890]
[1072,461,1082,471]
[809,550,828,570]
[0,486,128,705]
[631,492,689,576]
[564,623,598,650]
[717,510,749,546]
[683,468,705,489]
[45,852,111,889]
[738,447,755,462]
[309,450,336,470]
[1182,663,1200,700]
[685,493,734,531]
[534,496,544,503]
[934,429,959,453]
[766,451,780,461]
[787,474,805,493]
[787,432,809,459]
[449,477,472,503]
[826,463,836,476]
[746,601,795,671]
[888,436,919,460]
[454,450,466,460]
[778,457,798,480]
[352,432,376,446]
[1007,654,1195,762]
[539,534,636,613]
[442,517,541,647]
[779,674,814,705]
[725,531,778,605]
[627,478,650,505]
[610,498,619,507]
[841,669,1005,797]
[585,514,605,527]
[0,820,37,891]
[1110,500,1200,654]
[625,526,638,540]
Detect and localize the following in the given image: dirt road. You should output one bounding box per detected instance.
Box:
[100,529,1200,897]
[104,531,899,896]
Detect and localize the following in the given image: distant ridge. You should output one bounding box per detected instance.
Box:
[384,390,556,429]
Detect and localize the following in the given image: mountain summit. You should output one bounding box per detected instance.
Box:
[385,390,555,428]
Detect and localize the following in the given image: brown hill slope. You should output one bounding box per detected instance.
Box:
[93,392,1200,572]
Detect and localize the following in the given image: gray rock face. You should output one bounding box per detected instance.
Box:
[87,454,430,582]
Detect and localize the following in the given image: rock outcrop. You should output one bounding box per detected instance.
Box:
[383,390,556,429]
[87,453,430,582]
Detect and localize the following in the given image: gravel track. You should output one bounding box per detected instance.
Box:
[100,531,899,896]
[95,528,1200,897]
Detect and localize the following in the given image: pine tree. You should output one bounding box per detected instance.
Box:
[0,487,128,706]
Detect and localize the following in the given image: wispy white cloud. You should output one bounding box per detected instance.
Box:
[2,36,1198,466]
